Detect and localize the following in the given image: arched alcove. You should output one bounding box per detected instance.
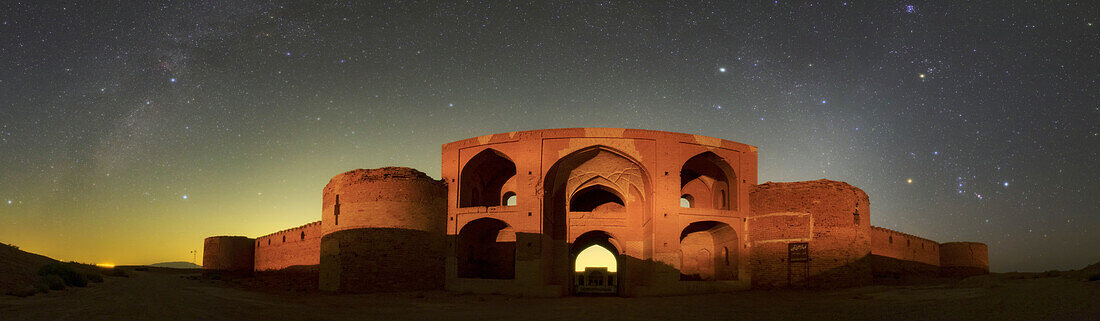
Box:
[456,218,516,279]
[570,185,625,212]
[680,221,738,281]
[680,152,736,210]
[459,149,516,207]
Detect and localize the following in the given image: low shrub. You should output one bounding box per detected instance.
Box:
[44,274,66,290]
[38,262,89,287]
[99,267,129,277]
[85,271,104,283]
[7,286,38,298]
[33,278,50,293]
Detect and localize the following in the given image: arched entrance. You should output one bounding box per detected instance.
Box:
[570,231,621,295]
[456,218,516,279]
[542,146,650,289]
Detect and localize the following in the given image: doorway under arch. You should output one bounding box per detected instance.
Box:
[570,231,621,295]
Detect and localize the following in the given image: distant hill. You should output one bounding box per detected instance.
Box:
[149,261,201,269]
[0,242,58,295]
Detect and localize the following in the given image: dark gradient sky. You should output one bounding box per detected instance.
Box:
[0,1,1096,271]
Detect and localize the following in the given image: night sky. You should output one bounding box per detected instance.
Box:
[0,1,1096,272]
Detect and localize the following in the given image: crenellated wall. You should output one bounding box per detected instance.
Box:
[254,221,322,271]
[748,180,872,288]
[869,226,941,266]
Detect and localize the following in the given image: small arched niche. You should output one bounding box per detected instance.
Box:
[459,149,516,207]
[680,152,736,210]
[680,194,695,208]
[502,191,517,206]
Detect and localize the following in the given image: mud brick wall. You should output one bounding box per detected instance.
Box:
[203,236,255,273]
[940,242,989,277]
[869,226,940,266]
[319,228,445,292]
[254,221,322,271]
[748,180,872,288]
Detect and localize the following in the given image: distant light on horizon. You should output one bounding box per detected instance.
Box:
[96,263,115,268]
[575,244,617,272]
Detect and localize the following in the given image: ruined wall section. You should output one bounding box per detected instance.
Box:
[319,167,447,292]
[869,226,940,266]
[203,236,255,274]
[254,221,321,271]
[940,242,989,277]
[748,180,872,288]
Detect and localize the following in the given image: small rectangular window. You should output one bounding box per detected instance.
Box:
[853,213,860,225]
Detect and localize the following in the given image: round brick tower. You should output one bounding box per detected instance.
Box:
[939,242,989,277]
[202,236,256,275]
[318,167,447,292]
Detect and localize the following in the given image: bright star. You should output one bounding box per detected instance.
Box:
[1003,182,1009,187]
[919,73,926,78]
[448,103,454,107]
[285,52,291,56]
[182,195,188,200]
[169,78,177,83]
[718,67,726,72]
[6,200,10,204]
[906,178,913,184]
[821,99,827,104]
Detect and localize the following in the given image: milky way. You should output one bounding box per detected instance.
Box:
[0,1,1096,271]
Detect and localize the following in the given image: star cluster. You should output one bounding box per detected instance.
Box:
[0,1,1096,271]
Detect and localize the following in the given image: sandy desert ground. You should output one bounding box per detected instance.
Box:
[1,268,1097,321]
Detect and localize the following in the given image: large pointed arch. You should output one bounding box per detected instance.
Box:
[459,148,516,207]
[542,145,651,286]
[680,151,737,210]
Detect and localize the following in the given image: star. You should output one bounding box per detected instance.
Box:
[1003,182,1009,187]
[906,178,913,184]
[182,195,188,200]
[169,78,177,83]
[718,67,727,73]
[918,73,926,79]
[6,200,10,204]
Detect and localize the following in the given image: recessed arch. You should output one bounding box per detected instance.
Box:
[543,145,651,287]
[680,152,737,210]
[459,148,516,207]
[569,185,625,212]
[502,191,517,206]
[680,221,738,281]
[456,218,515,279]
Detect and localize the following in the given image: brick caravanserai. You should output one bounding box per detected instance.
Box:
[203,128,988,296]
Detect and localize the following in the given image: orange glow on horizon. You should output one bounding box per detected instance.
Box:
[96,263,115,268]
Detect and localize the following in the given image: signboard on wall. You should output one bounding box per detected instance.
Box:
[788,242,809,262]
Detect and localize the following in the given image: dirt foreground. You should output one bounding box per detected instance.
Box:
[1,268,1097,321]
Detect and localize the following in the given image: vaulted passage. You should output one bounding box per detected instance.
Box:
[456,218,515,279]
[680,221,738,281]
[571,231,620,295]
[459,149,516,207]
[680,152,736,210]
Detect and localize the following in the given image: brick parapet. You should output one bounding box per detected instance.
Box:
[254,221,322,271]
